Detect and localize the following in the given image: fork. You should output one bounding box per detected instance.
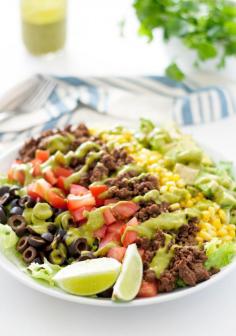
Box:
[0,74,57,123]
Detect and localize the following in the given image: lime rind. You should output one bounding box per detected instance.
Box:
[54,257,121,296]
[112,244,143,302]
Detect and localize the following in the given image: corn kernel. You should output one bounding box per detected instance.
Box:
[160,186,167,193]
[186,199,193,207]
[169,186,176,193]
[166,181,175,187]
[208,207,215,217]
[199,230,212,241]
[172,174,180,182]
[202,211,210,222]
[219,209,227,223]
[217,227,228,237]
[212,218,221,230]
[176,180,185,188]
[223,235,232,241]
[228,224,236,231]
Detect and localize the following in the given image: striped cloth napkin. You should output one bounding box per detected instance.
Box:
[0,75,235,148]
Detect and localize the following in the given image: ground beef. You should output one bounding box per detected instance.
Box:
[105,170,139,187]
[175,217,200,246]
[137,230,166,273]
[90,163,109,182]
[136,201,169,221]
[113,148,134,166]
[158,271,176,292]
[18,123,93,163]
[105,174,159,200]
[158,246,211,292]
[69,145,135,187]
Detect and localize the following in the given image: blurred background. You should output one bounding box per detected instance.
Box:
[0,0,170,93]
[2,0,236,94]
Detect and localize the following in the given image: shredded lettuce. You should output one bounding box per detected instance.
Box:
[0,224,18,249]
[27,258,61,286]
[140,118,155,134]
[205,238,236,270]
[218,161,235,180]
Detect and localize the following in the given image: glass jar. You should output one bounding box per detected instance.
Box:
[21,0,67,56]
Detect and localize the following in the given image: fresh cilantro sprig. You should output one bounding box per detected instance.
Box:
[133,0,236,81]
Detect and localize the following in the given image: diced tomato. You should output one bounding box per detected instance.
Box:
[27,183,40,200]
[72,205,94,222]
[120,224,127,236]
[122,217,138,247]
[35,149,50,162]
[112,201,139,219]
[107,221,125,235]
[7,167,14,181]
[94,225,107,239]
[89,184,108,197]
[99,231,121,248]
[107,247,126,262]
[57,176,66,191]
[123,231,138,247]
[137,281,158,298]
[127,217,138,226]
[10,170,25,185]
[68,193,96,211]
[53,166,73,178]
[70,184,89,196]
[44,169,58,185]
[138,248,145,259]
[103,208,116,225]
[104,198,118,205]
[8,165,25,185]
[89,185,108,206]
[31,159,42,177]
[47,189,67,209]
[34,179,51,199]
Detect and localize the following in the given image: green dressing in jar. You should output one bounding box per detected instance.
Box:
[21,0,67,55]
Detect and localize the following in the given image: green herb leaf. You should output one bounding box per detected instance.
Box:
[133,0,236,70]
[165,63,185,81]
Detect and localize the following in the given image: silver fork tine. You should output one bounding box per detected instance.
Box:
[16,76,48,111]
[26,80,56,110]
[20,77,56,111]
[20,77,50,107]
[0,76,41,112]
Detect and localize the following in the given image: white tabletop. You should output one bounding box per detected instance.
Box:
[0,1,236,335]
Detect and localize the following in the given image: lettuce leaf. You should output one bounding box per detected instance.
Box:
[205,238,236,270]
[218,161,235,180]
[0,224,18,249]
[27,258,61,286]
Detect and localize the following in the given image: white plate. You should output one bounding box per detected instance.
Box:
[0,143,235,307]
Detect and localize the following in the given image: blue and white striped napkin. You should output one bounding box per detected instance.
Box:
[0,75,235,147]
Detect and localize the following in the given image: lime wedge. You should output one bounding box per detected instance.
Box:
[112,244,143,301]
[54,258,121,296]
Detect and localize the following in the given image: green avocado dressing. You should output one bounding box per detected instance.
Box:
[65,206,108,246]
[117,164,144,176]
[75,141,100,159]
[40,141,101,184]
[133,189,160,203]
[45,134,74,154]
[150,234,175,278]
[64,151,103,188]
[160,187,190,204]
[133,187,190,205]
[126,211,188,239]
